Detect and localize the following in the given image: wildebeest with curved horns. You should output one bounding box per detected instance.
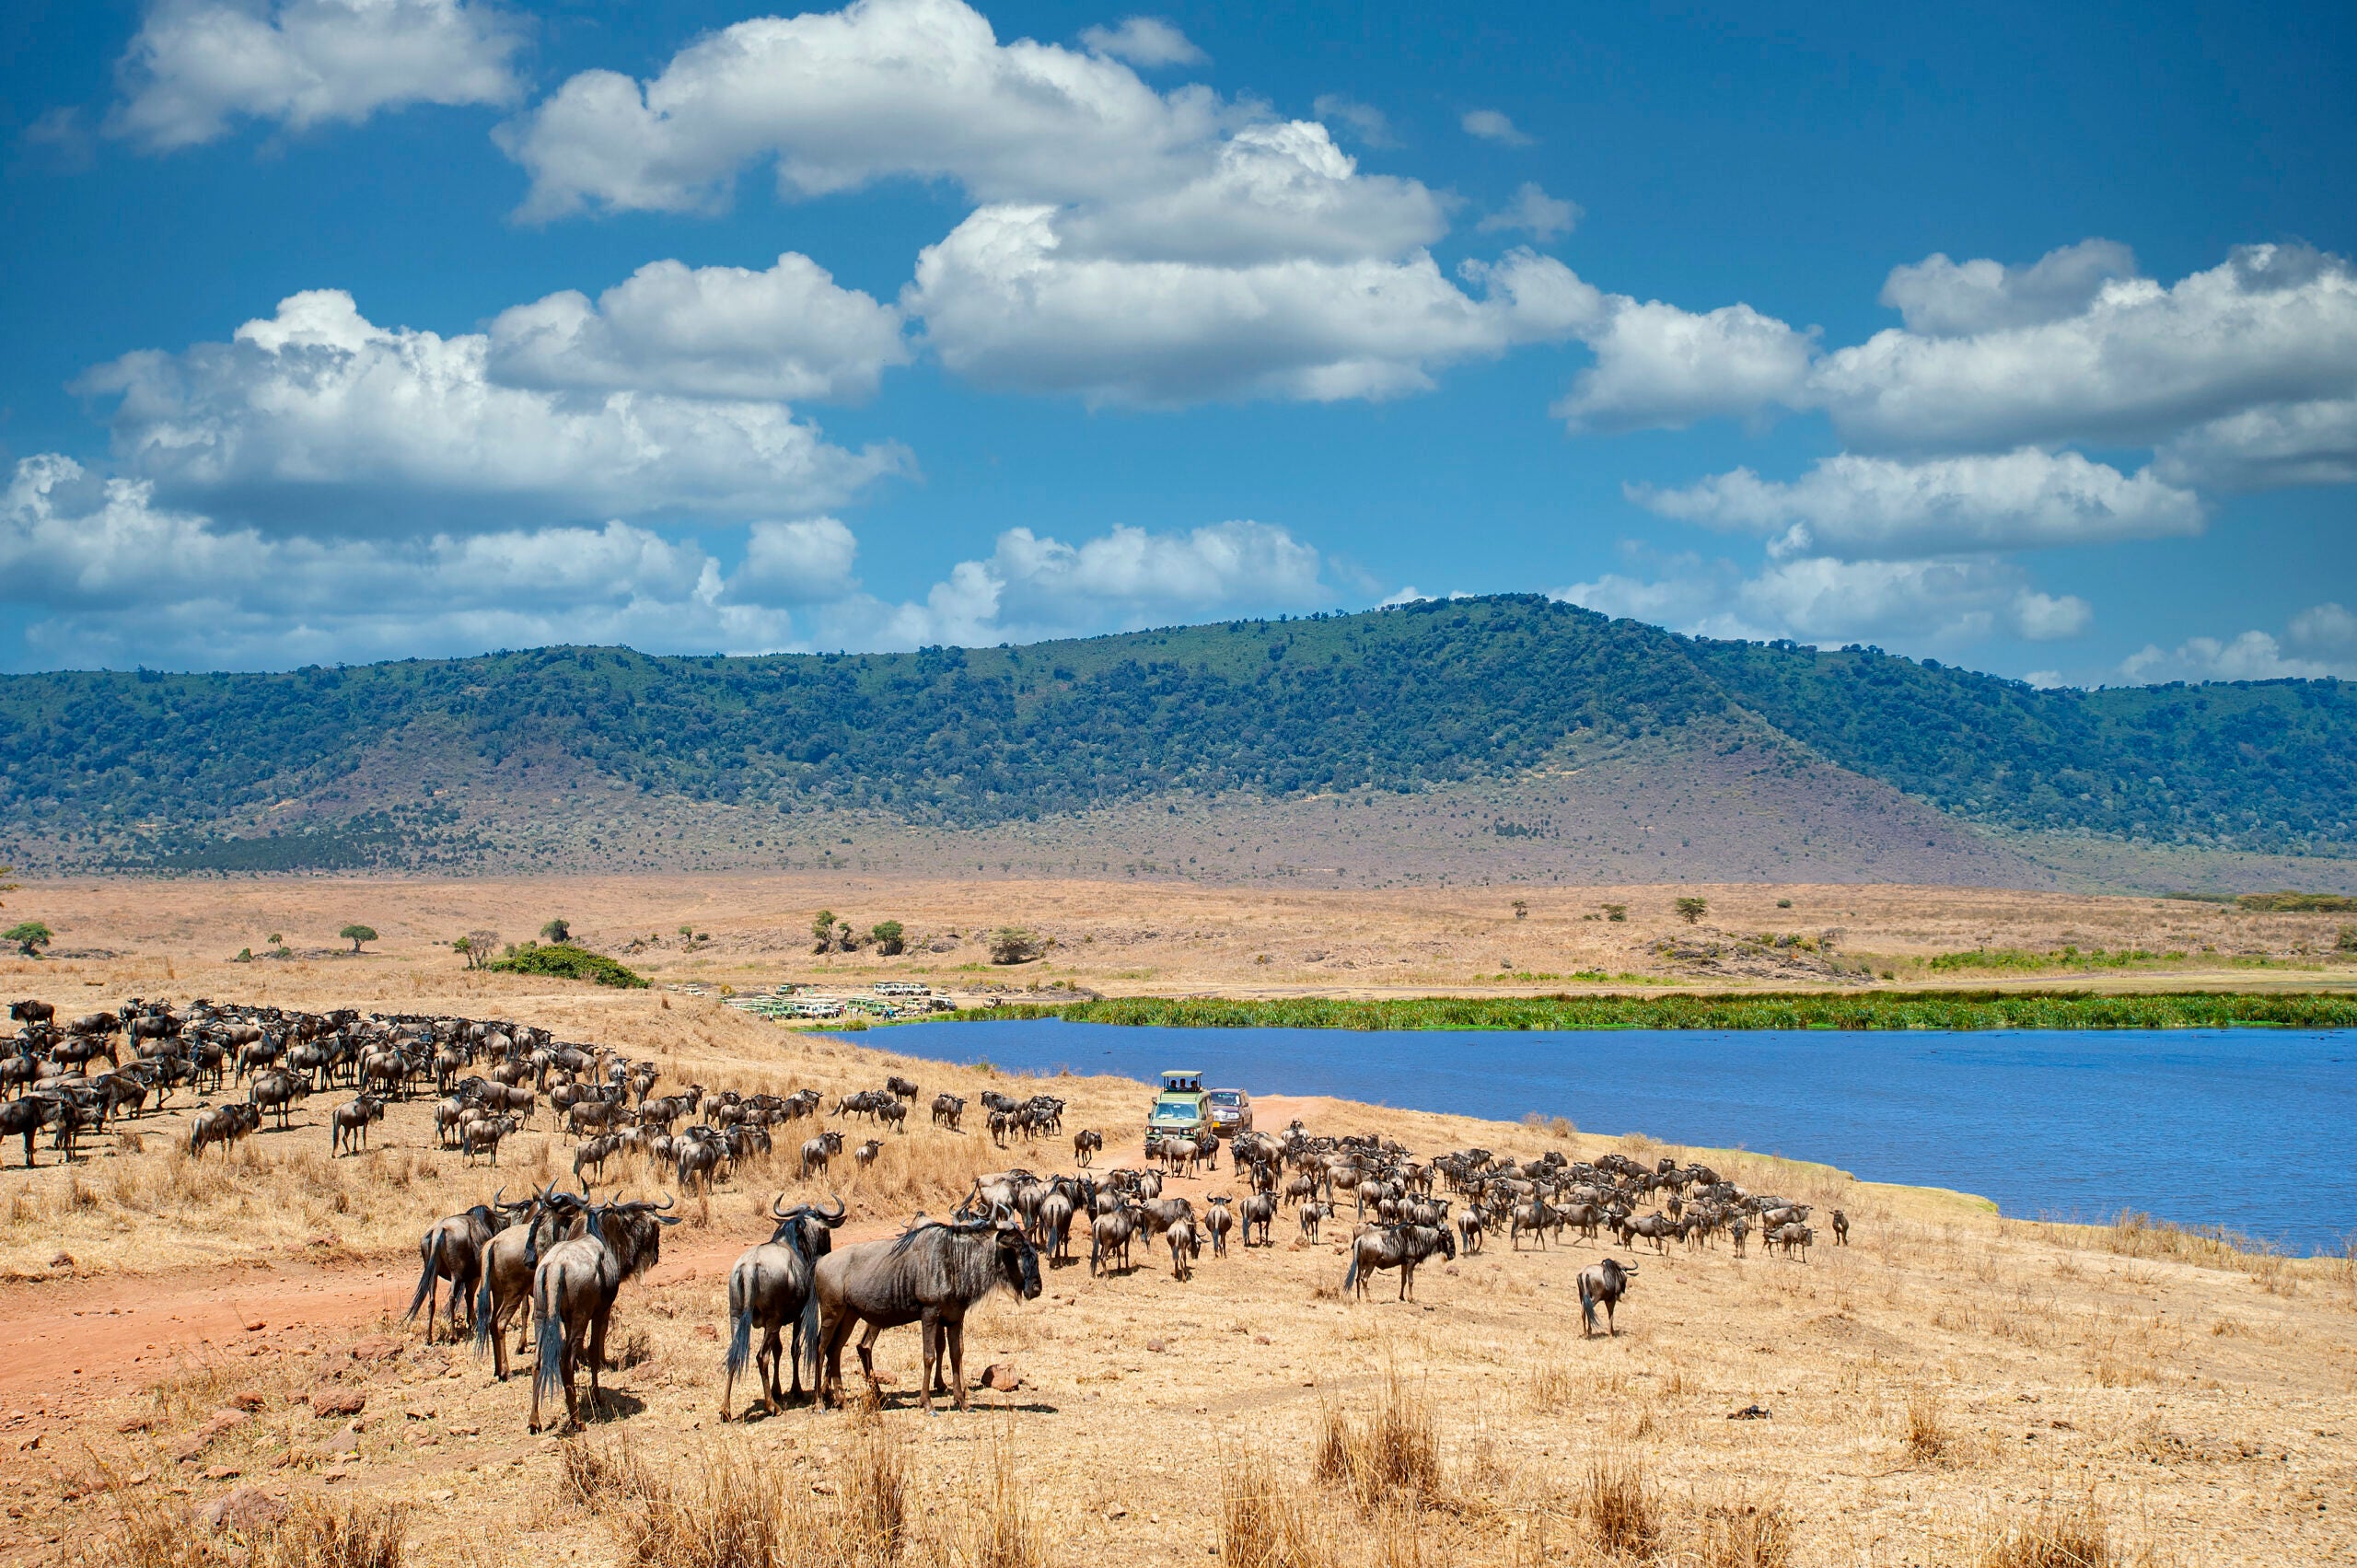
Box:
[1344,1221,1455,1301]
[405,1189,513,1344]
[529,1195,679,1432]
[473,1185,590,1380]
[1577,1257,1637,1338]
[814,1208,1041,1413]
[721,1194,847,1420]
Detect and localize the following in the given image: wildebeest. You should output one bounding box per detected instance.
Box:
[814,1210,1042,1413]
[8,1001,53,1028]
[1239,1191,1277,1247]
[0,1093,56,1168]
[931,1093,965,1132]
[330,1093,385,1156]
[1771,1222,1815,1260]
[1344,1222,1455,1301]
[885,1074,920,1101]
[853,1137,882,1172]
[404,1191,511,1344]
[1072,1128,1102,1167]
[1167,1217,1200,1281]
[1577,1257,1637,1338]
[721,1195,846,1420]
[1298,1201,1331,1243]
[800,1130,843,1179]
[529,1197,679,1432]
[473,1187,589,1381]
[461,1114,518,1166]
[248,1067,305,1130]
[1201,1197,1234,1257]
[1089,1205,1138,1276]
[1830,1209,1849,1246]
[187,1101,261,1159]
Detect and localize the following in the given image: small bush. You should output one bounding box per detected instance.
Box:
[487,942,648,988]
[1314,1365,1441,1507]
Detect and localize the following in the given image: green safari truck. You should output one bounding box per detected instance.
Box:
[1146,1069,1208,1144]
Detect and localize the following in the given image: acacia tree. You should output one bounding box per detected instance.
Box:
[540,918,572,944]
[5,921,52,958]
[812,911,839,954]
[871,919,905,956]
[341,923,378,954]
[1675,897,1709,925]
[988,927,1044,965]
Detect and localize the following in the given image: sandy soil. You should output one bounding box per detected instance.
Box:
[0,935,2353,1567]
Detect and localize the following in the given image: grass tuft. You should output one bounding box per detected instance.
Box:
[1581,1458,1657,1557]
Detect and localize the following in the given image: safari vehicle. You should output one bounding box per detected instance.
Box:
[1206,1087,1254,1136]
[1147,1069,1209,1142]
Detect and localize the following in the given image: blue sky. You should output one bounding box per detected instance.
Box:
[2,0,2352,681]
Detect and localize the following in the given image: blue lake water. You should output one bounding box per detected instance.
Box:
[883,1021,2357,1254]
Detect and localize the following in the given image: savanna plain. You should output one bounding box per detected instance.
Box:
[2,875,2353,1568]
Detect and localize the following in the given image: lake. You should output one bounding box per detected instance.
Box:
[884,1020,2356,1254]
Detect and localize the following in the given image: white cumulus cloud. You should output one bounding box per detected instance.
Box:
[1628,448,2204,559]
[110,0,525,151]
[909,212,1599,404]
[2120,631,2355,684]
[76,288,904,530]
[1078,16,1204,66]
[495,0,1220,219]
[486,252,909,404]
[1311,94,1394,147]
[1877,238,2139,337]
[2154,397,2357,491]
[1552,299,1817,432]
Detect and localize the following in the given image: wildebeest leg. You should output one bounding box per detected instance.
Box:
[916,1308,943,1414]
[946,1315,970,1411]
[759,1325,784,1415]
[1399,1260,1414,1302]
[854,1320,887,1404]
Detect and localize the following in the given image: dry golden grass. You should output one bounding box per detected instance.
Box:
[1580,1458,1658,1558]
[1978,1500,2133,1568]
[1,914,2350,1568]
[1906,1390,1956,1467]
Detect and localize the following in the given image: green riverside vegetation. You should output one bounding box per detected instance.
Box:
[4,595,2352,865]
[942,991,2357,1031]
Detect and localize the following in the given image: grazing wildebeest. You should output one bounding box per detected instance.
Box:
[1771,1222,1815,1260]
[814,1210,1042,1413]
[404,1191,511,1344]
[1831,1209,1850,1246]
[721,1196,847,1420]
[1072,1128,1102,1167]
[186,1101,261,1159]
[932,1093,965,1132]
[1577,1258,1637,1338]
[330,1093,385,1156]
[877,1099,908,1134]
[249,1067,304,1130]
[528,1197,679,1432]
[1344,1222,1455,1301]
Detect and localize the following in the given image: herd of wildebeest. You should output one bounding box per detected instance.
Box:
[6,995,1845,1431]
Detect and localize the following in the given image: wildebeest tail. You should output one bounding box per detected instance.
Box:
[795,1287,821,1390]
[1579,1279,1597,1332]
[725,1284,754,1384]
[471,1270,496,1353]
[1343,1251,1362,1294]
[531,1306,563,1407]
[402,1238,436,1323]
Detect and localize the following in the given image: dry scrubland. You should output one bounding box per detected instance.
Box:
[10,873,2357,996]
[0,947,2351,1567]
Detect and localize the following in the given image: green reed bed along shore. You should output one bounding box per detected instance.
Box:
[940,990,2357,1031]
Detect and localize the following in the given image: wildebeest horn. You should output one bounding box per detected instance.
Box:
[819,1195,846,1225]
[772,1192,793,1218]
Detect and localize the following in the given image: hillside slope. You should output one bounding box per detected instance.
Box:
[1,596,2351,878]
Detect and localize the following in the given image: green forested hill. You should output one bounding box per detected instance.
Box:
[0,596,2350,864]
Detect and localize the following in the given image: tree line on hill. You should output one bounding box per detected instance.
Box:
[0,596,2350,866]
